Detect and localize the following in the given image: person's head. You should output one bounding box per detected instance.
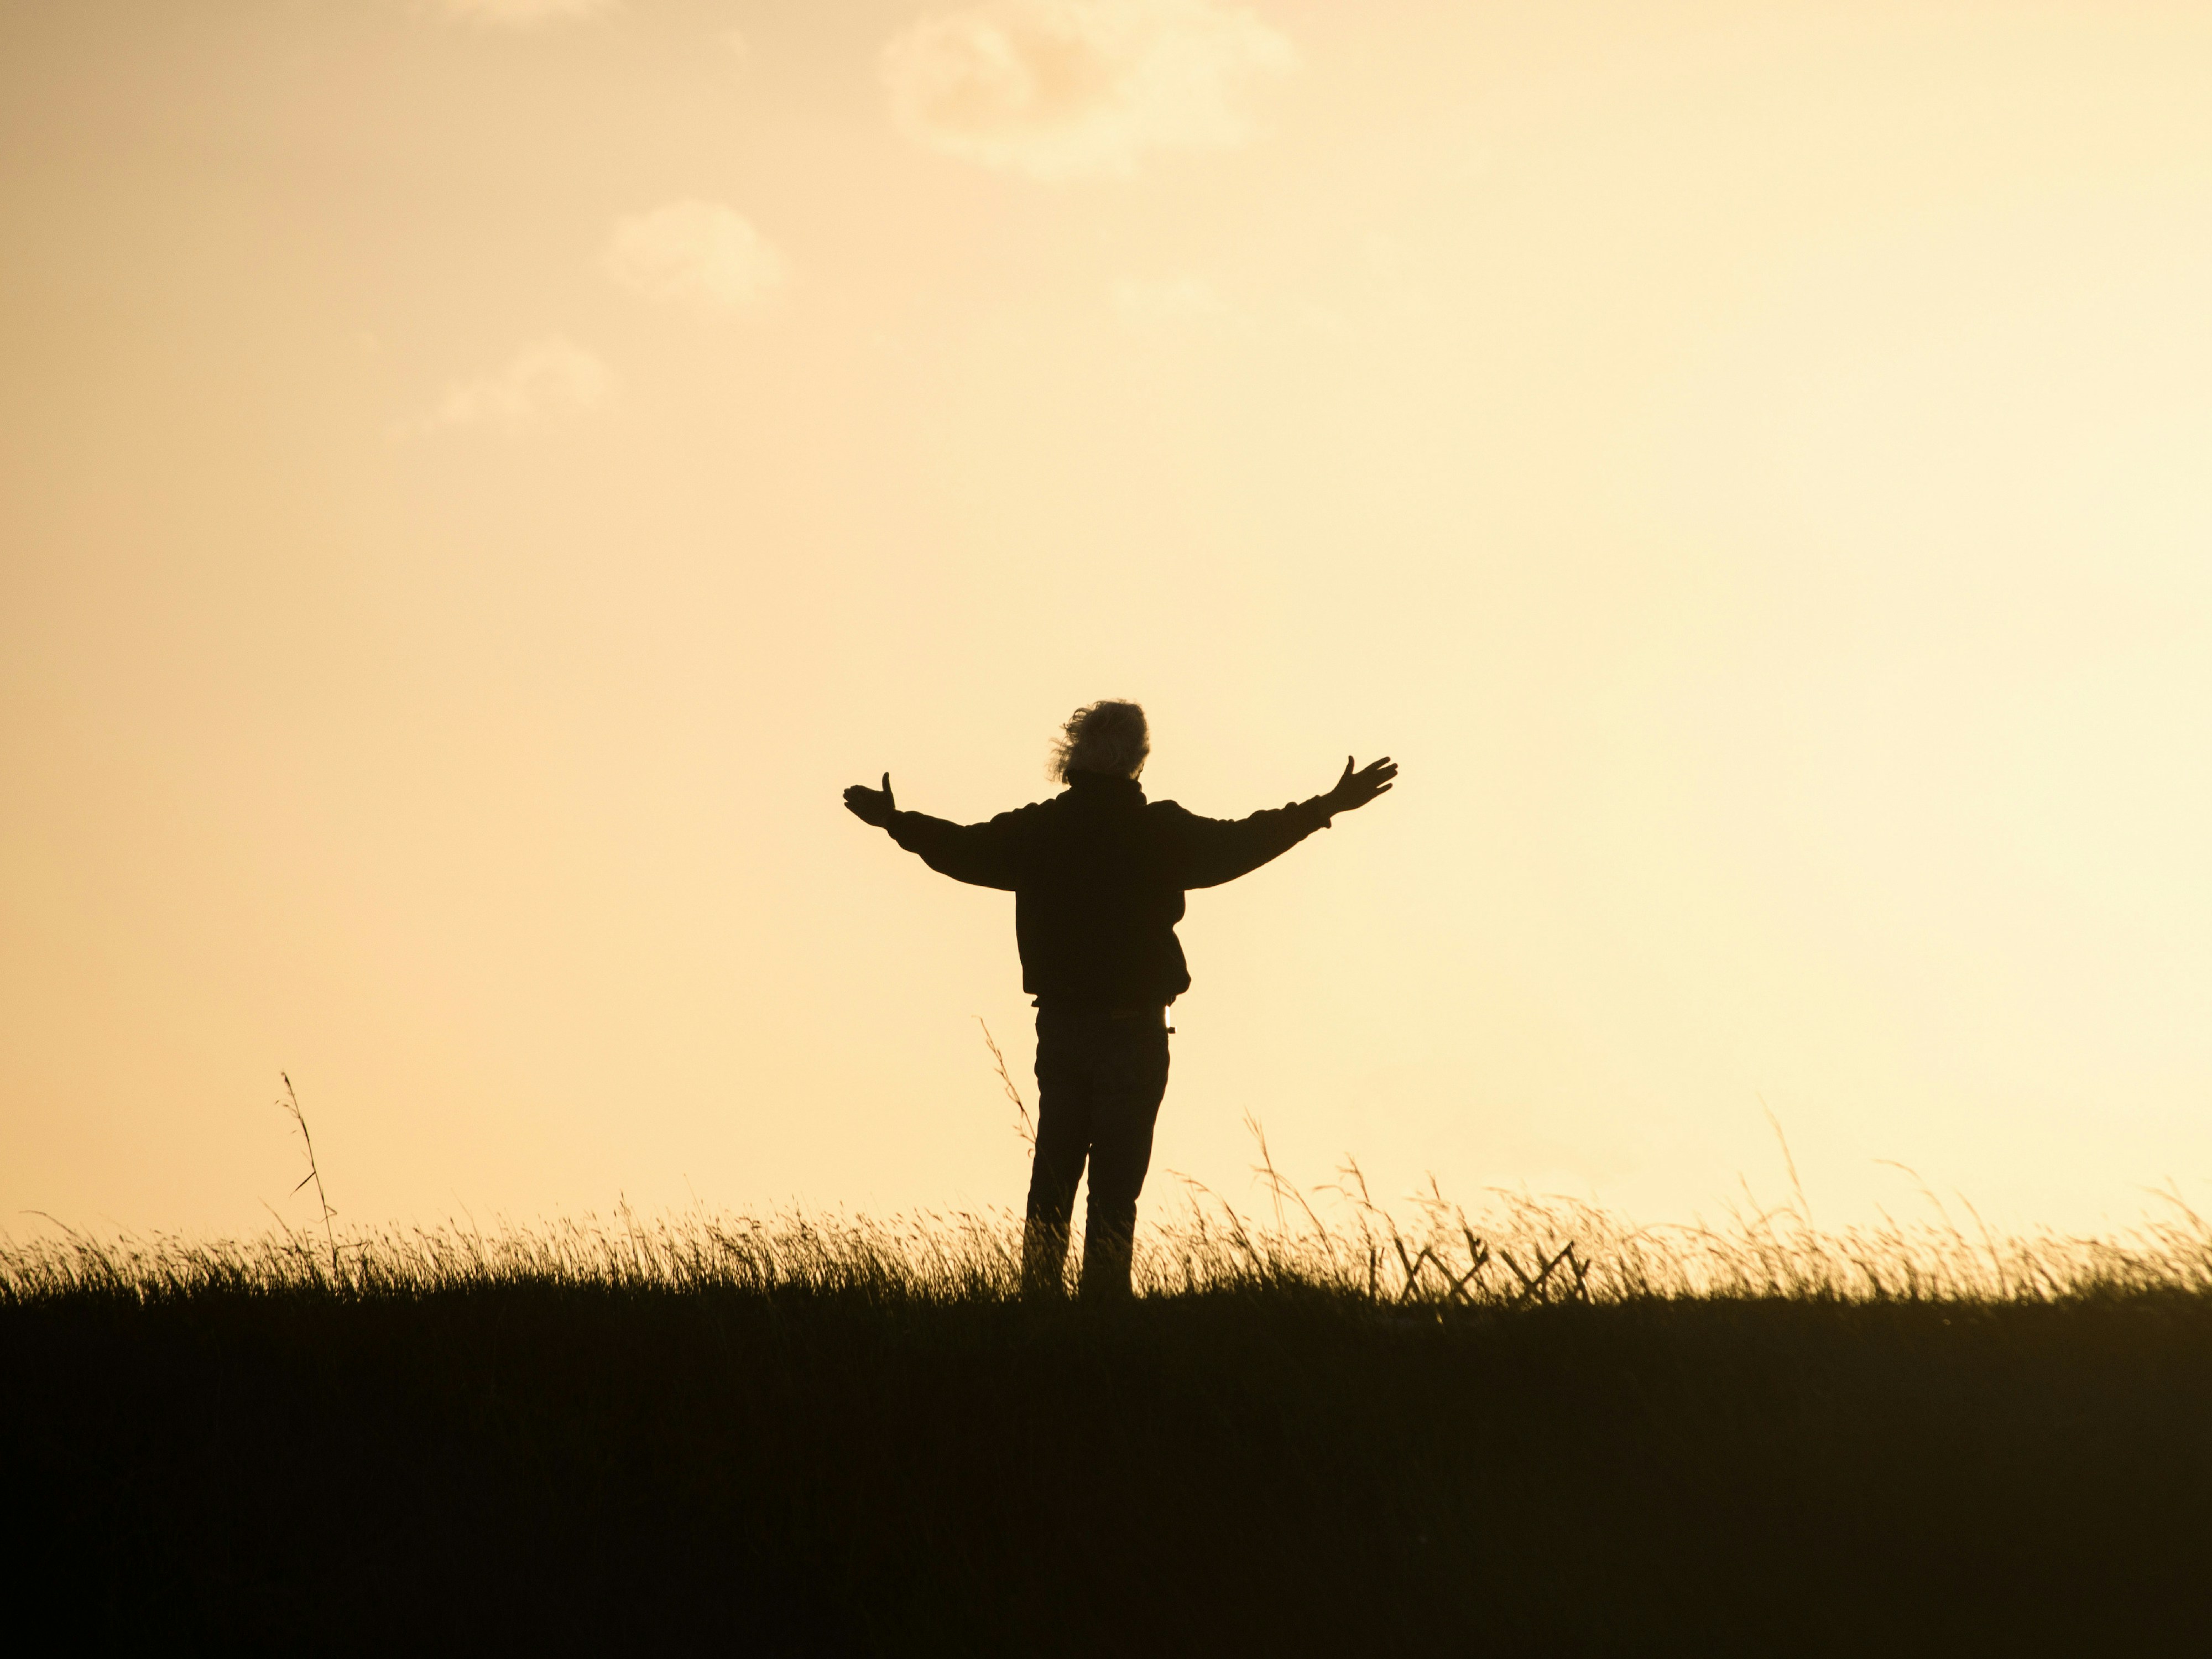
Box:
[1049,700,1150,782]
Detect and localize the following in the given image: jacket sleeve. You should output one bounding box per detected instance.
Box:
[884,806,1033,891]
[1165,797,1337,890]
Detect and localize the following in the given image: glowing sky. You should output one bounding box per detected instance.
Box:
[8,0,2212,1240]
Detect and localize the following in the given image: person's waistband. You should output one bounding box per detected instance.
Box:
[1033,1001,1170,1026]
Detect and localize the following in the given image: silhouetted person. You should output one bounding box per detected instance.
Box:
[844,701,1396,1298]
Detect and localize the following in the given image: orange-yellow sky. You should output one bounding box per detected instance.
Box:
[8,0,2212,1240]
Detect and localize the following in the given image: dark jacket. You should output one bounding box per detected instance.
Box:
[886,771,1336,1008]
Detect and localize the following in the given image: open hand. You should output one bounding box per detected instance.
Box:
[843,772,897,828]
[1322,755,1397,815]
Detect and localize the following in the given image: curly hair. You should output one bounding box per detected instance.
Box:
[1048,700,1150,782]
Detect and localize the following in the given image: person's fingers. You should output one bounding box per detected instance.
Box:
[881,772,891,793]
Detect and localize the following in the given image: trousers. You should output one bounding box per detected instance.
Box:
[1022,1006,1171,1298]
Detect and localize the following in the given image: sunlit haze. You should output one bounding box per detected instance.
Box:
[8,0,2212,1241]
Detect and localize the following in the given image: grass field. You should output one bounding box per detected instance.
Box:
[7,1178,2212,1653]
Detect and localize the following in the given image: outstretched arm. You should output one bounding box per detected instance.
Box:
[1176,755,1399,889]
[843,771,1027,891]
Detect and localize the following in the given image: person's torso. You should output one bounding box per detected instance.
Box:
[1011,779,1188,1004]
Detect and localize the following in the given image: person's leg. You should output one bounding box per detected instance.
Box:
[1077,1016,1171,1298]
[1023,1009,1095,1298]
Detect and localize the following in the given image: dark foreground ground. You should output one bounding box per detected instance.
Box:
[6,1286,2211,1653]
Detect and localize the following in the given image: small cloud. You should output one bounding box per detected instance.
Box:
[1112,274,1228,325]
[432,0,619,24]
[880,0,1296,181]
[412,337,612,435]
[603,200,787,316]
